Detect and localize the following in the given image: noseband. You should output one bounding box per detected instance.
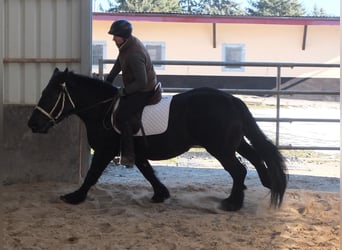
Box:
[35,81,115,125]
[34,82,76,124]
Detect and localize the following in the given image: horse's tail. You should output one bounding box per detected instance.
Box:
[235,97,288,208]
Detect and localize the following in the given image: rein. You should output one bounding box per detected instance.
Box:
[35,81,114,124]
[73,97,114,115]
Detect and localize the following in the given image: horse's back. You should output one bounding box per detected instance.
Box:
[172,87,238,115]
[177,87,232,99]
[169,87,244,135]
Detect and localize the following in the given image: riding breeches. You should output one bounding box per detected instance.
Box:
[116,91,154,133]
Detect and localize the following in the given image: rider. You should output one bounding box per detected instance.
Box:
[105,19,159,167]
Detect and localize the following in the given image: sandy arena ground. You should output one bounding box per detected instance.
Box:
[3,151,340,250]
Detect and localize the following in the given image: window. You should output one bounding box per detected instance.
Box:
[222,44,245,72]
[143,42,165,70]
[92,41,106,67]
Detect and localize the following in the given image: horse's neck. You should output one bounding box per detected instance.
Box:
[68,74,116,122]
[69,74,115,107]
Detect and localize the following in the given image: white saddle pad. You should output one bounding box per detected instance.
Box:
[112,95,173,136]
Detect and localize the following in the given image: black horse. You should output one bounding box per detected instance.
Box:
[28,68,287,211]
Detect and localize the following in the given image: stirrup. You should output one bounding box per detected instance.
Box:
[112,156,121,165]
[120,156,135,168]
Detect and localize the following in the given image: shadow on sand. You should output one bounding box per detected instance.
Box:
[99,165,339,193]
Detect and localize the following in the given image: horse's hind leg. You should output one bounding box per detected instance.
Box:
[135,158,170,203]
[208,145,247,211]
[218,155,247,211]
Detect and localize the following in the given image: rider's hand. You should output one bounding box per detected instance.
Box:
[118,87,126,97]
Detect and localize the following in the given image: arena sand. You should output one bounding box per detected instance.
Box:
[3,154,339,250]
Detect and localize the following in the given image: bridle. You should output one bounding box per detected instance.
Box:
[34,82,76,124]
[35,79,116,126]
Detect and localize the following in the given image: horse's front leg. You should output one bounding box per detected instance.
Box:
[135,158,170,203]
[60,150,113,204]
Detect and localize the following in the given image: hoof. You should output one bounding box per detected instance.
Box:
[60,191,86,205]
[220,192,244,211]
[151,190,170,203]
[220,198,243,211]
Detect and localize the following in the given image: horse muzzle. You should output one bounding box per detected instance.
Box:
[28,115,54,134]
[28,122,52,134]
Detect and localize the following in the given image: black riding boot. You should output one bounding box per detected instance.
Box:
[120,125,135,168]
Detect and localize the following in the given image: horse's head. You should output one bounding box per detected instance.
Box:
[28,68,75,133]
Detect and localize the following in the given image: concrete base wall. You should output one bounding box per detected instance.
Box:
[1,105,89,185]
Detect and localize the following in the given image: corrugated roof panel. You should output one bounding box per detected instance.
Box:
[40,1,56,58]
[6,1,22,58]
[3,0,89,104]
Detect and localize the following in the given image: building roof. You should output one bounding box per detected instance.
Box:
[93,12,340,26]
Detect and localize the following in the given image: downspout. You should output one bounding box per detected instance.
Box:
[302,25,308,50]
[213,22,216,48]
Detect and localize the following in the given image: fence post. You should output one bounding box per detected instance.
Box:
[99,58,104,80]
[275,66,281,147]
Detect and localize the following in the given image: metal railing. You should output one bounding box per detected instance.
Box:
[98,59,340,151]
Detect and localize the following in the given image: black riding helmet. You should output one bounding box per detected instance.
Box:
[108,20,132,38]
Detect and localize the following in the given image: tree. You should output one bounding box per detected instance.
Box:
[107,0,182,12]
[309,4,328,16]
[105,0,120,12]
[199,0,245,15]
[104,0,245,15]
[246,0,305,16]
[179,0,201,13]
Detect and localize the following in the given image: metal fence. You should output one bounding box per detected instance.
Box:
[98,59,340,151]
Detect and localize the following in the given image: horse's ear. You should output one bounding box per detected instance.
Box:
[64,68,69,73]
[54,67,59,73]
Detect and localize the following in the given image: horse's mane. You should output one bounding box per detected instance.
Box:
[67,71,117,96]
